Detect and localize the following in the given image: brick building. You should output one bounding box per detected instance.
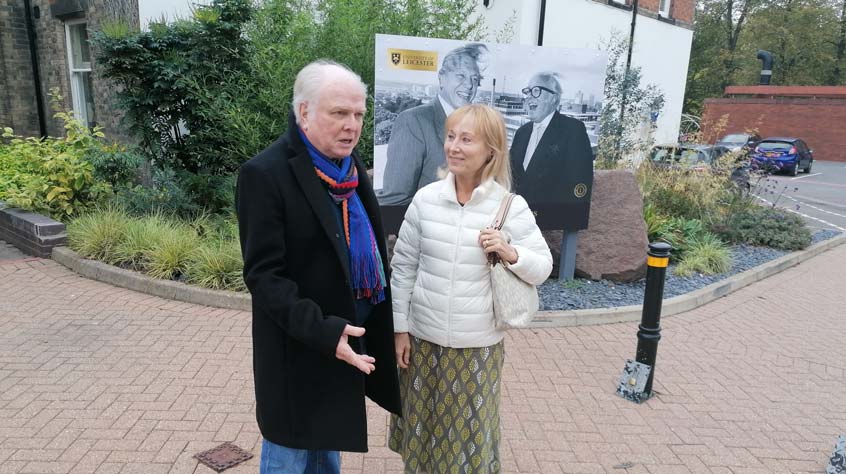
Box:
[481,0,696,145]
[0,0,138,139]
[702,86,846,162]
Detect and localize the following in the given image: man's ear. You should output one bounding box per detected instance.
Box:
[299,102,310,130]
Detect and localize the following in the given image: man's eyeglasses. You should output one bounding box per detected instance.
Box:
[521,86,557,98]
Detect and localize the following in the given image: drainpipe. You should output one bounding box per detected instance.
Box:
[22,0,48,137]
[537,0,547,46]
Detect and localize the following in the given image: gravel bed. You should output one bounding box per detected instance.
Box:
[539,230,843,311]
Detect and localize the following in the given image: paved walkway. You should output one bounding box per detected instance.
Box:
[0,240,26,262]
[1,244,844,473]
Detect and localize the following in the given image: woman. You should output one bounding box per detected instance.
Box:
[388,104,553,473]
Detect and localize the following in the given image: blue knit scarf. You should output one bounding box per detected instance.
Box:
[299,129,386,304]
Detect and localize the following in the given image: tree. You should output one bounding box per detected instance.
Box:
[596,34,665,167]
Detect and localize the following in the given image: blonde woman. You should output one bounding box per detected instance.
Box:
[389,104,553,473]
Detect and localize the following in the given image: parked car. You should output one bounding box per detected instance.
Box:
[749,137,814,176]
[715,132,761,152]
[648,143,750,191]
[648,144,731,171]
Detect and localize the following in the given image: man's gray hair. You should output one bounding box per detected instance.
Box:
[534,71,563,95]
[440,43,489,76]
[293,60,368,125]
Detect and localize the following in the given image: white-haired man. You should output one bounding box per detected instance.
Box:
[510,71,593,206]
[236,59,401,474]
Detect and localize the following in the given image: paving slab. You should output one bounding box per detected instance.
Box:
[0,240,27,261]
[1,245,844,473]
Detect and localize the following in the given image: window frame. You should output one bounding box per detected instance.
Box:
[658,0,671,17]
[64,19,95,128]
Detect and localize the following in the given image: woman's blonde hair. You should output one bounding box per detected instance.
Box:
[443,104,512,191]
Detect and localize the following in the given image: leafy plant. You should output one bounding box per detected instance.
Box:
[714,205,811,250]
[145,222,200,280]
[186,238,245,291]
[111,212,172,269]
[67,206,133,263]
[0,94,112,220]
[675,233,731,276]
[85,147,144,188]
[596,32,665,168]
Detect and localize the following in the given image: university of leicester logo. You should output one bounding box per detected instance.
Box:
[574,183,588,198]
[391,52,401,65]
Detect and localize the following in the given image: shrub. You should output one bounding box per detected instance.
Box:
[638,164,731,225]
[145,222,200,280]
[112,212,170,269]
[714,205,812,250]
[67,206,132,263]
[186,238,245,291]
[85,147,144,187]
[675,234,731,276]
[111,167,200,217]
[647,214,706,260]
[0,105,111,220]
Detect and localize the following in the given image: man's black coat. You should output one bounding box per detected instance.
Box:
[236,114,401,452]
[510,112,594,207]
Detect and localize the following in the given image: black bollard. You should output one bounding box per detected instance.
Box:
[635,242,672,397]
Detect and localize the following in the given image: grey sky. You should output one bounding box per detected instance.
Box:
[138,0,208,29]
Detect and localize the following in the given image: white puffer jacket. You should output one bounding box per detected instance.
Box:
[391,173,553,348]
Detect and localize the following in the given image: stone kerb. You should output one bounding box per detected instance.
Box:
[52,233,845,327]
[0,201,67,258]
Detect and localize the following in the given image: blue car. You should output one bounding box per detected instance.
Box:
[750,137,814,176]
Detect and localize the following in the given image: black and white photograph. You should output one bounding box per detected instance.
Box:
[373,34,607,231]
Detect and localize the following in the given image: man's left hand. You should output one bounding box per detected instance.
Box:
[336,325,376,374]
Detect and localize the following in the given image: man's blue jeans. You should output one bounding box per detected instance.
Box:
[260,438,341,474]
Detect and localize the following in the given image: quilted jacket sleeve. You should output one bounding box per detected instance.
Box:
[390,195,423,332]
[503,195,553,285]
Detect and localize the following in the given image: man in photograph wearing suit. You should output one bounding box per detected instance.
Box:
[377,43,488,206]
[510,72,593,206]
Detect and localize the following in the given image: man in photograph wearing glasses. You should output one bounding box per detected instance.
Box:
[510,71,593,205]
[377,43,488,206]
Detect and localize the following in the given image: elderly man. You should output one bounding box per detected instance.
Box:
[236,60,401,474]
[377,43,488,206]
[510,72,593,205]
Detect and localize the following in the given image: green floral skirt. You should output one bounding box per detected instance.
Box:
[389,336,504,474]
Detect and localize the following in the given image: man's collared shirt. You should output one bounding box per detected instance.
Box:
[523,112,555,171]
[438,94,456,118]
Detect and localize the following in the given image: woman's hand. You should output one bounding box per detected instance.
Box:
[479,228,518,264]
[395,332,411,369]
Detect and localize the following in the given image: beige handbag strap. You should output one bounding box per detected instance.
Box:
[491,193,515,231]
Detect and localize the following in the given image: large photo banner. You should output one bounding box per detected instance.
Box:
[373,34,607,234]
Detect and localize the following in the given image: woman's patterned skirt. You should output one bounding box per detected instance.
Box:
[389,335,504,474]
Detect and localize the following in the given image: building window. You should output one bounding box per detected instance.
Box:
[65,20,96,128]
[658,0,671,16]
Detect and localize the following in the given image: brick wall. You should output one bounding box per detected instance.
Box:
[594,0,694,28]
[0,1,41,136]
[0,0,138,141]
[702,97,846,162]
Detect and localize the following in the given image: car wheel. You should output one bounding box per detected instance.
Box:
[790,162,799,176]
[804,160,813,173]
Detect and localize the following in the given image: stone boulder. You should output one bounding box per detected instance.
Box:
[545,170,648,282]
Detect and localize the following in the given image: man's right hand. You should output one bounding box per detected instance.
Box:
[395,332,411,369]
[336,325,376,374]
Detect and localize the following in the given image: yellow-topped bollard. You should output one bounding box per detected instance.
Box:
[635,242,672,398]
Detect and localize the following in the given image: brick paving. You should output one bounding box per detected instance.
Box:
[0,244,844,474]
[0,240,27,262]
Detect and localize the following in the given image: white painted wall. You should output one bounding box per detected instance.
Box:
[479,0,693,145]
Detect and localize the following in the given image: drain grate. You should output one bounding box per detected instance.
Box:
[194,442,254,472]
